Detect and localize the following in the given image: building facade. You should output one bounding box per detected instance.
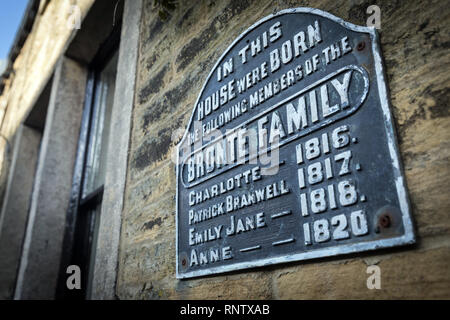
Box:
[0,0,449,299]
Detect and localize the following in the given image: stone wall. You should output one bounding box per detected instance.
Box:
[118,0,450,299]
[0,0,95,207]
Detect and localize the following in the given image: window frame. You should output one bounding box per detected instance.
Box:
[56,25,121,300]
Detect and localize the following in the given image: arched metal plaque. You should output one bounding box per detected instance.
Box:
[176,8,415,279]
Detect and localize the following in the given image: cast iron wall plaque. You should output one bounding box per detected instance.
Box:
[176,8,415,279]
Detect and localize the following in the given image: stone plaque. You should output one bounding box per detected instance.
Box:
[176,8,415,279]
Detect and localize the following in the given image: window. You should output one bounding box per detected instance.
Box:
[78,50,119,299]
[58,30,120,299]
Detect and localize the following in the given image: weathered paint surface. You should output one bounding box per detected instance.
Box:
[175,8,414,279]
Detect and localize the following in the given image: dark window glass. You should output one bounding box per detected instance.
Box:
[59,47,119,299]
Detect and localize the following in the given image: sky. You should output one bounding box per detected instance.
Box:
[0,0,29,72]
